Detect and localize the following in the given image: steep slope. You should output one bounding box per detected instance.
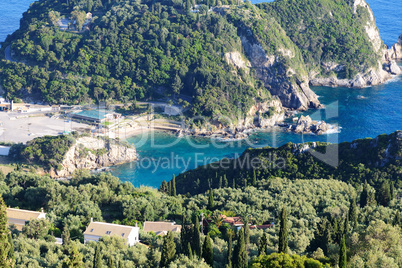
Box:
[0,0,399,117]
[257,0,395,88]
[172,131,402,195]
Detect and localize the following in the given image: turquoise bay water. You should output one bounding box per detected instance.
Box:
[1,0,401,188]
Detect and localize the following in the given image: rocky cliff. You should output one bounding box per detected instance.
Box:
[240,34,322,111]
[56,136,137,177]
[385,33,402,61]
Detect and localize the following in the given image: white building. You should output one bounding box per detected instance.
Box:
[83,221,140,246]
[7,208,46,231]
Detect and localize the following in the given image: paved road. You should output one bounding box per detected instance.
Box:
[4,46,14,62]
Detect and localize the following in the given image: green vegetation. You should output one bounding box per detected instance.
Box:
[0,0,382,118]
[257,0,381,78]
[1,0,272,123]
[174,131,402,195]
[2,158,402,267]
[9,134,75,171]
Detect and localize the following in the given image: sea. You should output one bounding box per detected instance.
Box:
[1,0,401,188]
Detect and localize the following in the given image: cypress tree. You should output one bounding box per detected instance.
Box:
[232,178,235,188]
[233,229,247,268]
[244,179,247,188]
[226,233,232,268]
[360,181,369,208]
[187,243,193,260]
[219,176,223,188]
[252,170,257,186]
[390,182,395,200]
[339,235,347,268]
[349,198,358,229]
[180,216,188,255]
[172,174,176,197]
[224,175,228,188]
[202,234,213,267]
[258,233,268,256]
[93,245,102,268]
[208,189,215,210]
[0,197,11,268]
[393,211,401,227]
[193,216,202,257]
[344,214,349,235]
[160,231,176,267]
[167,181,172,196]
[243,217,250,248]
[278,207,288,254]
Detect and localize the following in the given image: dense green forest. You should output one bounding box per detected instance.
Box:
[0,0,381,117]
[2,164,402,267]
[173,131,402,195]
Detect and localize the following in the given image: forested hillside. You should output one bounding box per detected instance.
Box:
[173,131,402,195]
[2,168,402,267]
[0,0,385,116]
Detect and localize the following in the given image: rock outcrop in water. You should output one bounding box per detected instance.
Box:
[287,115,330,135]
[56,136,137,177]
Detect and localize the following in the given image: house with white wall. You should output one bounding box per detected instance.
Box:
[7,208,46,231]
[83,221,139,246]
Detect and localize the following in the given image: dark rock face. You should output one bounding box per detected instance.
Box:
[240,35,322,111]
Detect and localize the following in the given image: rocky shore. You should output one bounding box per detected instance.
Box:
[284,115,332,135]
[55,136,137,177]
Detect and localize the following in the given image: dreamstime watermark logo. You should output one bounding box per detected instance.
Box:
[130,152,287,174]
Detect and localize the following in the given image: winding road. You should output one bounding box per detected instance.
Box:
[4,45,15,62]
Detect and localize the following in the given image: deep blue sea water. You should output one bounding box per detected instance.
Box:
[1,0,401,188]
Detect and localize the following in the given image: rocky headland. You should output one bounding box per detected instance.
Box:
[55,136,137,177]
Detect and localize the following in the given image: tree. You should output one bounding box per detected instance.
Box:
[258,233,268,256]
[344,214,349,235]
[377,181,391,207]
[146,246,159,267]
[159,180,168,193]
[227,233,232,268]
[62,243,84,268]
[278,207,288,254]
[360,181,376,208]
[349,198,357,229]
[252,253,324,267]
[172,175,177,197]
[233,228,247,268]
[160,231,176,267]
[93,244,102,268]
[252,170,257,186]
[393,211,401,227]
[208,188,214,210]
[192,216,202,257]
[171,73,183,96]
[339,235,347,268]
[202,234,213,266]
[62,228,71,246]
[0,197,11,268]
[6,233,14,267]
